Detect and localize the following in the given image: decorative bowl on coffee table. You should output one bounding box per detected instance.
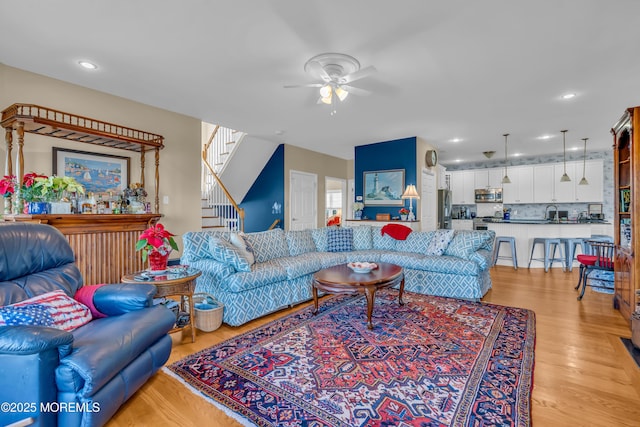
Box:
[347,262,378,274]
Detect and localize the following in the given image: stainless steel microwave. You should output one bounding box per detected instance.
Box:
[474,188,503,203]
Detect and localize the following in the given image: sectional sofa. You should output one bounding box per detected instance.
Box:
[180,226,495,326]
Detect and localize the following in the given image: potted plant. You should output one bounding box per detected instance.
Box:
[136,223,179,273]
[0,175,17,214]
[353,202,364,219]
[19,173,85,214]
[399,207,409,221]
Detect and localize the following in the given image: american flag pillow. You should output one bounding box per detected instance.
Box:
[0,290,92,331]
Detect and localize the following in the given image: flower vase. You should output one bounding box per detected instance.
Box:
[354,210,363,220]
[401,214,408,221]
[148,250,170,274]
[3,198,10,215]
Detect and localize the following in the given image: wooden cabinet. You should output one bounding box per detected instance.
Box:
[612,107,639,324]
[449,170,475,205]
[502,166,534,204]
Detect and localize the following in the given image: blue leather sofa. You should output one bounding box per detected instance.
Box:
[0,223,176,427]
[182,227,495,326]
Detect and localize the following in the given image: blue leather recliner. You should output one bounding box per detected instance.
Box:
[0,223,176,427]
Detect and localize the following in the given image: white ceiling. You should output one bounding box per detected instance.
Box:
[2,0,640,165]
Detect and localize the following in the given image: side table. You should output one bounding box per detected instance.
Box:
[121,268,202,343]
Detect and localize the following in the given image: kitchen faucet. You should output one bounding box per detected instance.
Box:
[545,204,559,223]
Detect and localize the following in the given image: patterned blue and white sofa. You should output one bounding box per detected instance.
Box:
[180,227,495,326]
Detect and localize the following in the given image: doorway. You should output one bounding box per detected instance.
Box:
[325,177,346,226]
[290,170,317,230]
[421,169,437,231]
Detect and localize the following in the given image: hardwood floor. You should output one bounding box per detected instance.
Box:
[107,266,640,427]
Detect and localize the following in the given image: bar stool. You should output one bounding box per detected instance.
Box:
[560,237,588,272]
[528,237,566,272]
[584,235,613,254]
[493,236,518,269]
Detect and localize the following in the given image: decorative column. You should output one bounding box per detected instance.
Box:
[4,127,13,213]
[154,147,160,213]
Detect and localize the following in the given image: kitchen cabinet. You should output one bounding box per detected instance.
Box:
[502,166,534,204]
[474,168,503,189]
[533,163,577,203]
[452,219,473,230]
[574,159,604,202]
[449,170,475,205]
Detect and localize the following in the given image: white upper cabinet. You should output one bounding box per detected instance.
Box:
[474,168,504,189]
[450,170,475,204]
[502,165,534,204]
[574,159,604,202]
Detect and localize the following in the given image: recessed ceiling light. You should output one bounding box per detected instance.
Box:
[570,147,580,151]
[450,138,462,143]
[454,159,462,163]
[538,135,552,140]
[78,60,98,70]
[561,93,576,100]
[513,153,522,157]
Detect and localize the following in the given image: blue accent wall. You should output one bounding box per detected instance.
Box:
[354,137,417,219]
[240,144,285,232]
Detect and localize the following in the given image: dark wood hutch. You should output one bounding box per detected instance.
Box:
[1,103,165,285]
[612,106,640,324]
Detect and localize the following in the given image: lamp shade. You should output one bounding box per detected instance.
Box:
[401,184,420,199]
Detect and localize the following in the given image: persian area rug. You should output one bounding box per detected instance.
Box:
[165,290,535,427]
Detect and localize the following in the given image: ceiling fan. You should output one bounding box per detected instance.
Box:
[284,53,376,112]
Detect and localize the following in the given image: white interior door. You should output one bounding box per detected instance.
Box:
[290,170,317,230]
[421,169,437,231]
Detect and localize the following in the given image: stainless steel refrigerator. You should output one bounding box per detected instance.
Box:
[437,189,452,229]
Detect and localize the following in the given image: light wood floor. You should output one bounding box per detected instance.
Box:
[107,266,640,427]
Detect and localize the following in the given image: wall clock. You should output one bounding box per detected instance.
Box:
[425,150,438,167]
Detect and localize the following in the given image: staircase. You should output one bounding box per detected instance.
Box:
[201,123,246,231]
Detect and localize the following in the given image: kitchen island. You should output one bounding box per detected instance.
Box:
[485,219,613,269]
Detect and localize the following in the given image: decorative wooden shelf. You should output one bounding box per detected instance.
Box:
[1,104,163,152]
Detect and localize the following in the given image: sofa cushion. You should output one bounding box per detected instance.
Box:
[444,230,495,262]
[286,229,317,256]
[209,237,252,272]
[345,250,390,263]
[182,230,230,262]
[349,226,373,250]
[373,228,397,251]
[220,260,289,293]
[395,231,433,254]
[229,233,256,266]
[327,228,353,252]
[313,252,349,268]
[0,290,92,331]
[425,229,455,256]
[380,253,480,275]
[276,254,323,279]
[311,228,328,252]
[244,229,290,263]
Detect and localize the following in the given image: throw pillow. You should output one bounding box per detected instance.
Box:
[425,229,455,256]
[327,228,354,253]
[286,230,317,256]
[350,226,373,250]
[243,229,290,263]
[230,232,256,266]
[311,228,328,252]
[209,237,252,272]
[373,228,397,251]
[444,230,494,261]
[0,290,92,331]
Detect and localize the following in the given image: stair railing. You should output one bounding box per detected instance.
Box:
[202,125,245,232]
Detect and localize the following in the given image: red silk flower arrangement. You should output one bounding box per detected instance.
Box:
[135,223,179,262]
[399,207,409,215]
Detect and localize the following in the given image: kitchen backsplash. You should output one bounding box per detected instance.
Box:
[447,150,614,221]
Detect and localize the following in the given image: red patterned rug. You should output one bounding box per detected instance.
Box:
[166,290,535,426]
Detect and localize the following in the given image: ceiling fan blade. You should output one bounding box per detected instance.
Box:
[306,60,331,82]
[283,83,323,89]
[341,66,377,84]
[341,85,371,96]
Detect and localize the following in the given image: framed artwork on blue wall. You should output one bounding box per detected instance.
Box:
[363,169,404,205]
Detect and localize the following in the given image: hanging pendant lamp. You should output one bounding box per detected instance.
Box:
[560,130,571,182]
[579,137,589,185]
[501,133,511,184]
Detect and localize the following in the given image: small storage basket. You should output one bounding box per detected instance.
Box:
[191,293,224,332]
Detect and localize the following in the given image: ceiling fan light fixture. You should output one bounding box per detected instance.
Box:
[335,86,349,101]
[319,85,332,98]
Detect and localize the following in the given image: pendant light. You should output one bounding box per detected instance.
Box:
[579,137,589,185]
[560,130,571,182]
[501,133,511,184]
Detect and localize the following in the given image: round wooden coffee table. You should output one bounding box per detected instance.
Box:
[312,262,404,329]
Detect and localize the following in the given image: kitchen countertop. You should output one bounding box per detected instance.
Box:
[481,218,610,225]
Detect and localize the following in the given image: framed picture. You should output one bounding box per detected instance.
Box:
[53,147,130,193]
[363,169,405,205]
